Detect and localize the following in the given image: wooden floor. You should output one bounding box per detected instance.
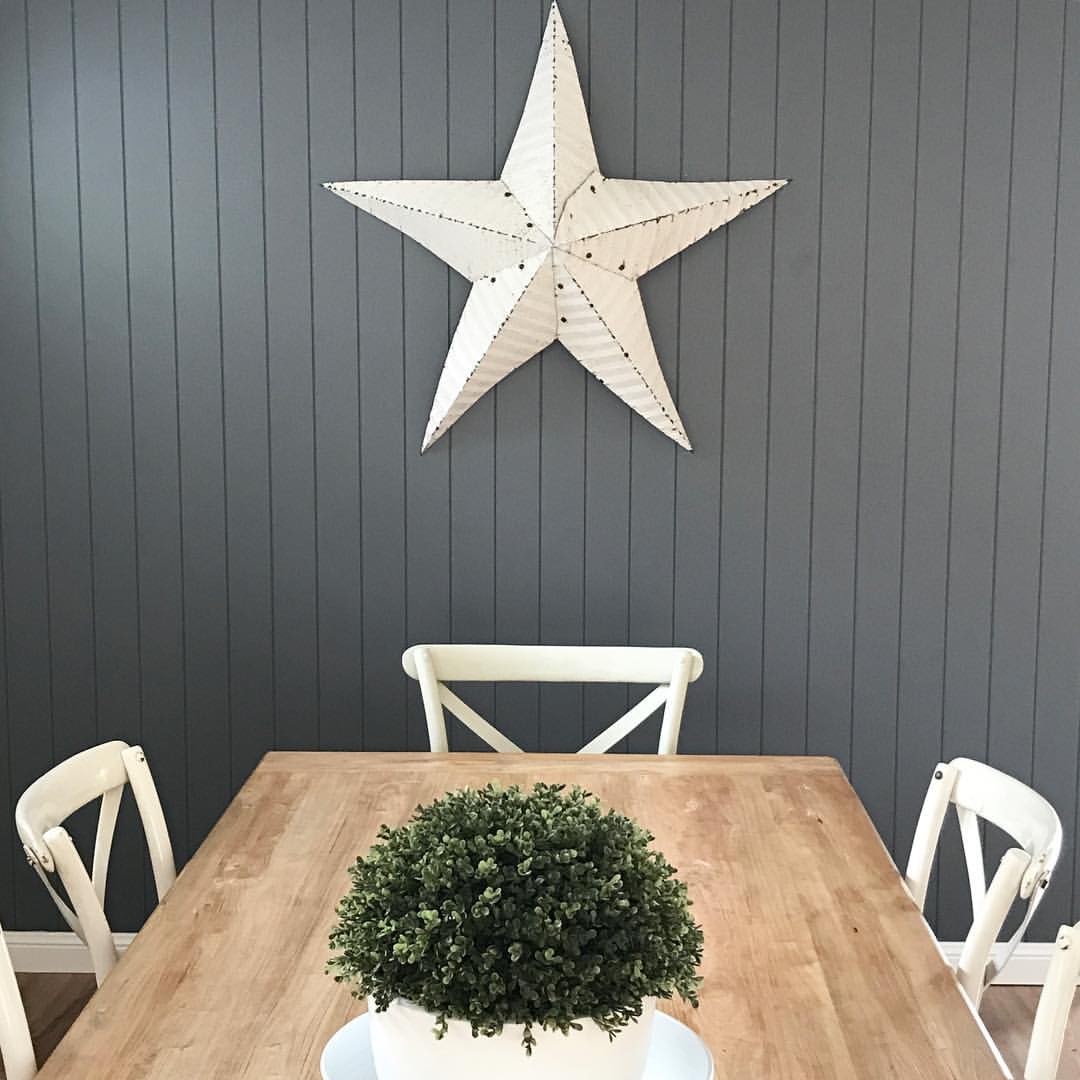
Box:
[4,972,96,1075]
[980,986,1080,1078]
[2,974,1079,1077]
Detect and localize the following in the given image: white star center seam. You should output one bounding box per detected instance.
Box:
[324,0,786,452]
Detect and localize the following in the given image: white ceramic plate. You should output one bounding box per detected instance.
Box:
[321,1010,714,1080]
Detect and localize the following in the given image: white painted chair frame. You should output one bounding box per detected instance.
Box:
[1023,920,1080,1080]
[402,645,704,755]
[0,921,35,1080]
[905,757,1062,1009]
[15,741,176,986]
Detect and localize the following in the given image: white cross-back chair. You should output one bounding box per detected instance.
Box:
[905,757,1062,1009]
[0,920,35,1080]
[1023,919,1080,1080]
[402,645,704,754]
[15,741,176,986]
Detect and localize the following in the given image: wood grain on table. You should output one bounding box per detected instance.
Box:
[37,753,1007,1078]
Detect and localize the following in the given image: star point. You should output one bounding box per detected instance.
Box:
[325,0,784,452]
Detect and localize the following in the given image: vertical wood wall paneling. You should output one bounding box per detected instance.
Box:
[806,0,873,771]
[261,0,318,750]
[119,0,189,902]
[894,0,969,931]
[761,0,824,757]
[581,0,633,751]
[987,0,1060,781]
[25,1,96,778]
[0,0,45,926]
[849,0,920,849]
[490,1,543,752]
[0,0,1077,934]
[537,0,589,754]
[716,0,777,754]
[215,0,274,786]
[1047,1,1080,933]
[625,0,681,754]
[446,0,497,752]
[938,0,1017,941]
[997,0,1071,939]
[400,0,451,751]
[72,0,145,932]
[0,1,51,928]
[355,1,406,752]
[167,0,232,849]
[673,0,730,756]
[310,0,363,751]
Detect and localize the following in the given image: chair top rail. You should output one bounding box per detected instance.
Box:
[949,757,1063,865]
[403,644,704,684]
[15,740,131,865]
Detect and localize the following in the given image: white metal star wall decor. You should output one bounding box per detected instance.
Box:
[324,1,786,452]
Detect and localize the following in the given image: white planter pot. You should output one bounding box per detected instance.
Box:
[367,995,657,1080]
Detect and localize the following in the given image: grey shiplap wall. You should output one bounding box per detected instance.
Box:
[0,0,1078,939]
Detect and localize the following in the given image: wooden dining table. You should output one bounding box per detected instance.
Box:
[37,752,1009,1078]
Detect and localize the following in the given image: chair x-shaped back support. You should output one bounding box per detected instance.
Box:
[15,741,176,986]
[402,644,704,754]
[904,757,1062,1008]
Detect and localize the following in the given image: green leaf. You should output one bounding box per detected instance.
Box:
[326,782,704,1056]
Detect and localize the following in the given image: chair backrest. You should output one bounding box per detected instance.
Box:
[15,741,176,986]
[904,757,1063,1008]
[401,644,704,754]
[1024,920,1080,1080]
[0,921,35,1080]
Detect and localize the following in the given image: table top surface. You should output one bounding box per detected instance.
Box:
[38,752,1007,1078]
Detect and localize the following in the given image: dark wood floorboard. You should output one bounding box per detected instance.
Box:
[1,972,95,1077]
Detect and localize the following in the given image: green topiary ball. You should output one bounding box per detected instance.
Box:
[328,782,703,1054]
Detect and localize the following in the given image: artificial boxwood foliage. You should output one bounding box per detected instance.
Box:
[328,782,703,1054]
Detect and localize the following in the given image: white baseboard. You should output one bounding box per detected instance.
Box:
[4,931,134,973]
[937,941,1068,986]
[1,931,1067,984]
